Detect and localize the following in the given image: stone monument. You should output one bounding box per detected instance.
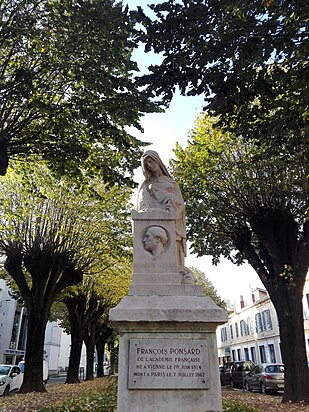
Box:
[109,150,227,412]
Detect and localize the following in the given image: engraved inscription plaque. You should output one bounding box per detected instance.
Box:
[128,338,209,389]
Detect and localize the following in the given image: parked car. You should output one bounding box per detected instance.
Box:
[220,360,255,387]
[244,363,284,394]
[103,361,111,376]
[231,360,255,388]
[18,360,49,384]
[0,364,23,396]
[219,362,233,385]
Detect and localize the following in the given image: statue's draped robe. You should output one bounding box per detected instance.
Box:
[137,175,187,267]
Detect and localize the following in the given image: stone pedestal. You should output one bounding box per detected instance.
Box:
[109,210,227,412]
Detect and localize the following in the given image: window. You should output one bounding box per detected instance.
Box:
[11,366,20,377]
[255,310,272,332]
[247,317,253,335]
[235,323,239,338]
[240,319,250,336]
[230,324,234,340]
[261,310,267,331]
[221,327,228,342]
[240,320,245,337]
[255,313,263,333]
[306,293,309,311]
[10,310,21,349]
[243,361,253,371]
[232,349,236,361]
[250,347,256,363]
[265,365,284,373]
[237,348,241,361]
[244,348,249,360]
[259,345,266,363]
[235,363,244,371]
[268,344,276,363]
[262,309,273,331]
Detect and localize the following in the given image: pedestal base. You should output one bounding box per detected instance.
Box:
[110,295,227,412]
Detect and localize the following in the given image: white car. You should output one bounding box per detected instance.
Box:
[18,360,49,384]
[0,364,23,396]
[103,361,111,376]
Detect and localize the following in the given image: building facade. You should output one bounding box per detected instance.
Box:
[0,279,62,375]
[0,279,27,365]
[217,278,309,365]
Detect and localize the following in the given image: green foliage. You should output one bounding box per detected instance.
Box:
[57,259,132,335]
[0,160,134,304]
[190,266,226,309]
[222,399,259,412]
[0,161,134,392]
[136,0,308,148]
[0,0,158,180]
[173,115,309,273]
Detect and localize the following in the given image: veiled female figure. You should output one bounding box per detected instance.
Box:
[136,150,186,268]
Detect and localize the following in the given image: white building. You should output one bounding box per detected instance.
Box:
[44,322,63,376]
[57,330,87,372]
[0,279,26,365]
[217,278,309,365]
[0,279,62,375]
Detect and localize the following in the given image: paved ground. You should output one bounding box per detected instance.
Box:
[0,379,308,412]
[222,385,309,411]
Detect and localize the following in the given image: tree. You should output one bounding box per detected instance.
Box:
[135,0,308,148]
[95,323,113,377]
[190,266,226,309]
[61,259,131,383]
[172,115,309,403]
[0,0,158,179]
[0,163,131,392]
[63,279,106,383]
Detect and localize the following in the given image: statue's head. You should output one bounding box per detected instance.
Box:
[141,150,171,180]
[143,226,168,256]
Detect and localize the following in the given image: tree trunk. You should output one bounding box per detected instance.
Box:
[85,338,95,381]
[109,340,119,376]
[270,281,309,403]
[84,330,95,381]
[66,328,83,384]
[65,301,84,384]
[96,336,107,377]
[19,308,48,393]
[241,212,309,404]
[95,325,113,377]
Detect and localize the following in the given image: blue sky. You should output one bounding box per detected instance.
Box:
[126,0,264,305]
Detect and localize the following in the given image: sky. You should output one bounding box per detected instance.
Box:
[125,0,264,306]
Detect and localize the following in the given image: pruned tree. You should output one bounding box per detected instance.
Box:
[95,323,113,377]
[61,260,131,383]
[135,0,308,148]
[0,162,131,392]
[0,0,158,179]
[173,115,309,403]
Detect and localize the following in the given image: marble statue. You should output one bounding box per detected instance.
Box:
[136,150,187,269]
